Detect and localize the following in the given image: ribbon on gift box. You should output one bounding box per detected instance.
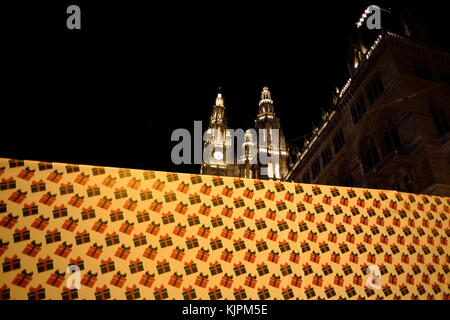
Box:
[140,271,155,287]
[48,269,66,286]
[14,269,33,287]
[112,271,127,286]
[23,240,42,257]
[9,189,28,203]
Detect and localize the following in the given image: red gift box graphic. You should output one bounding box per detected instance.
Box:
[1,177,16,190]
[169,272,184,288]
[197,225,211,238]
[243,207,255,219]
[153,285,168,300]
[140,188,153,201]
[152,179,165,191]
[265,209,277,221]
[177,182,190,194]
[74,172,90,186]
[147,221,160,236]
[110,271,127,288]
[102,175,117,188]
[143,245,158,260]
[115,244,131,260]
[28,284,45,300]
[243,188,254,199]
[119,220,135,235]
[244,250,256,263]
[170,246,185,261]
[233,286,247,299]
[139,271,155,288]
[55,242,73,258]
[18,167,35,181]
[221,226,234,239]
[269,274,281,288]
[195,273,209,288]
[81,270,98,288]
[175,202,188,214]
[125,285,140,300]
[3,255,21,272]
[221,205,233,218]
[100,257,115,274]
[62,217,79,232]
[30,179,46,193]
[127,177,141,190]
[97,196,112,210]
[331,251,341,264]
[173,223,187,237]
[39,192,56,206]
[196,247,210,262]
[291,274,302,288]
[353,274,363,286]
[285,191,294,202]
[46,170,63,183]
[244,274,257,288]
[94,285,110,300]
[222,186,233,197]
[12,270,33,288]
[220,273,234,288]
[8,189,27,204]
[22,240,42,257]
[1,213,18,229]
[92,219,108,234]
[265,190,275,201]
[149,200,163,213]
[86,184,100,197]
[87,243,103,259]
[208,286,222,300]
[286,210,297,222]
[257,286,270,300]
[47,270,65,288]
[198,204,211,216]
[233,178,244,188]
[268,250,279,263]
[267,229,278,241]
[244,228,256,240]
[69,194,84,208]
[200,183,212,195]
[123,198,138,212]
[59,182,74,195]
[290,251,300,264]
[188,193,200,205]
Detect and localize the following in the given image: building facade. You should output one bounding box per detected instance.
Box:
[286,9,450,196]
[201,87,289,181]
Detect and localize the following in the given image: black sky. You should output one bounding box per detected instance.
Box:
[3,1,449,173]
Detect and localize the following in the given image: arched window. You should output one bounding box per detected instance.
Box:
[360,136,380,173]
[383,127,402,155]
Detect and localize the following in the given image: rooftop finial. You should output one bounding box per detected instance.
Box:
[261,86,272,100]
[215,87,224,107]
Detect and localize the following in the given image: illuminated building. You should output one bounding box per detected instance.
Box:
[201,87,289,180]
[286,9,450,196]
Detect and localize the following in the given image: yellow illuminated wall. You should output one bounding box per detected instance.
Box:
[0,158,449,300]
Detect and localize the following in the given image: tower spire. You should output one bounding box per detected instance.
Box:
[258,86,275,117]
[209,88,227,127]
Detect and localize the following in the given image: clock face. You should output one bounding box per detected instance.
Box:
[213,150,223,161]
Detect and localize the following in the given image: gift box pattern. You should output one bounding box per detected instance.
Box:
[0,158,449,300]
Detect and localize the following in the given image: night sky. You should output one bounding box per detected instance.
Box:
[3,1,449,174]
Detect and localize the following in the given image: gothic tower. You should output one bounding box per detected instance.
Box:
[254,87,289,180]
[201,89,237,177]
